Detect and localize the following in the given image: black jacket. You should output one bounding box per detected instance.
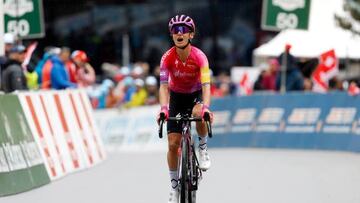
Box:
[1,59,28,93]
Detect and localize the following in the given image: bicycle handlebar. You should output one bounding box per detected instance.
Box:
[158,112,212,139]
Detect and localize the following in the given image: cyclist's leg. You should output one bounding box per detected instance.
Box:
[167,132,182,171]
[167,90,186,202]
[193,103,211,170]
[167,131,182,203]
[192,103,208,137]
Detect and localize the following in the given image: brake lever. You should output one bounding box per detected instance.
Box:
[158,113,166,139]
[203,112,212,138]
[159,120,164,138]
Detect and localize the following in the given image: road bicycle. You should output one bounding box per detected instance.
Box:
[159,112,212,203]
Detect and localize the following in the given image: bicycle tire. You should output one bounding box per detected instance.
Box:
[180,138,188,203]
[190,147,197,203]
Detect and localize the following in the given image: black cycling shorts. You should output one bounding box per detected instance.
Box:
[167,90,202,134]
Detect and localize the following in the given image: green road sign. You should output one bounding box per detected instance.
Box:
[261,0,311,31]
[4,0,45,39]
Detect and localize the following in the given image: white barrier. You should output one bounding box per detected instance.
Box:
[18,90,106,180]
[94,105,167,152]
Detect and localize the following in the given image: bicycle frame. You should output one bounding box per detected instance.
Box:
[178,118,201,191]
[158,113,212,203]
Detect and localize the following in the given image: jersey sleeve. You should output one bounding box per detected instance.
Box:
[199,51,211,85]
[160,51,170,84]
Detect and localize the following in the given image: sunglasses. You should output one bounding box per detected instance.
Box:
[171,25,192,34]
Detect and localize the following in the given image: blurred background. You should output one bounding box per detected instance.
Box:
[41,0,263,75]
[2,0,360,107]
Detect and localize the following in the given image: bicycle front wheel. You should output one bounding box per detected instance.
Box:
[180,138,189,203]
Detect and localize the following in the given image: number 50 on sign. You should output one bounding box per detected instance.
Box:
[4,0,45,39]
[261,0,311,31]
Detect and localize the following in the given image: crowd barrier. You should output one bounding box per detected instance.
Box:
[95,92,360,153]
[210,92,360,152]
[0,90,106,196]
[94,106,167,151]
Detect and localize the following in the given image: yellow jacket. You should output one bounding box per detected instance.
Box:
[124,88,148,108]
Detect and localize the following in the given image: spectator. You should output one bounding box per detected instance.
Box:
[50,47,77,90]
[122,76,136,103]
[329,77,344,91]
[144,75,159,105]
[35,46,61,86]
[38,47,61,89]
[131,65,145,79]
[253,70,266,90]
[303,78,313,91]
[276,44,304,91]
[261,59,279,91]
[124,78,147,108]
[0,33,16,90]
[1,45,28,93]
[67,50,96,87]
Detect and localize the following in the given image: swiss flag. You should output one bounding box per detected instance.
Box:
[239,72,253,95]
[312,49,338,93]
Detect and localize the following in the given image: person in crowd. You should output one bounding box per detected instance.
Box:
[303,78,313,91]
[122,76,136,103]
[216,82,232,97]
[261,58,279,91]
[68,50,96,87]
[276,44,304,91]
[144,75,159,105]
[105,82,121,108]
[0,33,16,90]
[35,46,61,87]
[1,45,28,93]
[50,47,77,90]
[329,77,344,91]
[103,75,133,108]
[87,79,115,109]
[131,65,145,79]
[253,70,266,90]
[124,78,147,108]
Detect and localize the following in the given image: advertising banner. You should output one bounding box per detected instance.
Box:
[210,92,360,152]
[94,105,167,152]
[0,94,50,196]
[94,92,360,153]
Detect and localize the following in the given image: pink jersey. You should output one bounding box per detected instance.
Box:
[160,46,211,93]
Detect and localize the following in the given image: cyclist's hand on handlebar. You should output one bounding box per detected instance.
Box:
[201,104,214,124]
[157,105,169,125]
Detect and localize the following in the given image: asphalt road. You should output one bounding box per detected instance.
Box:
[2,148,360,203]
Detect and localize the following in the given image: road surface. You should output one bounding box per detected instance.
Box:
[2,148,360,203]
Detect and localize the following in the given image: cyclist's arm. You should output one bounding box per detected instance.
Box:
[200,54,211,107]
[159,83,169,107]
[159,53,170,107]
[202,83,211,107]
